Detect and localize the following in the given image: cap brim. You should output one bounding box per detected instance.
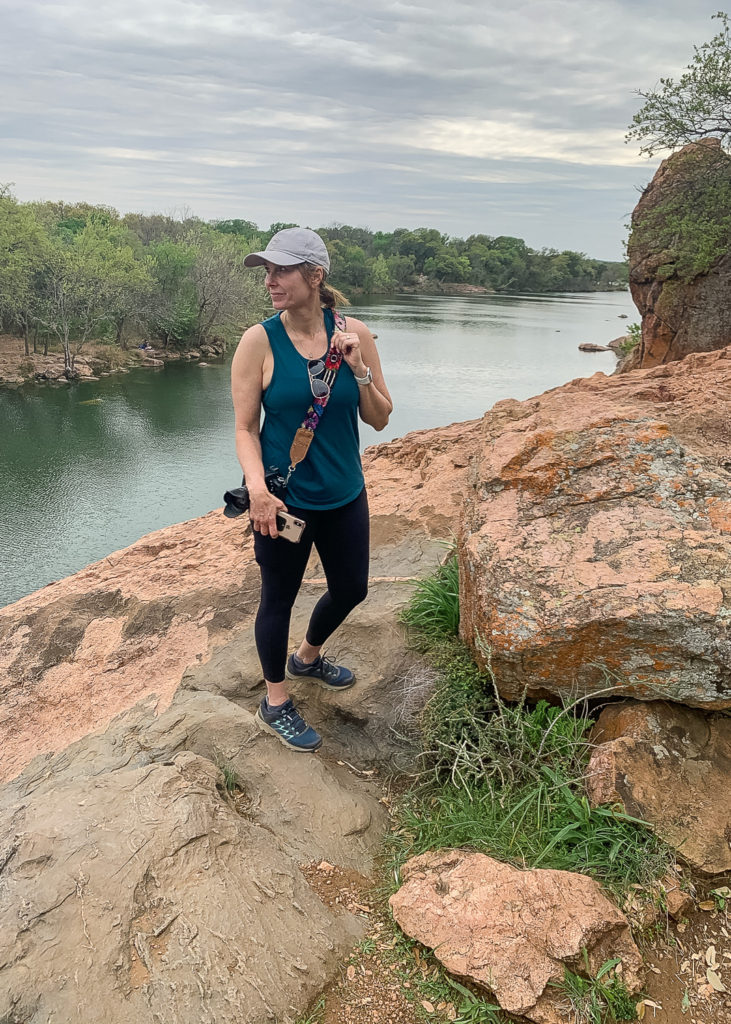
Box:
[243,249,305,268]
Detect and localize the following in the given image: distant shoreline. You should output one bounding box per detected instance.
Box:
[0,288,631,389]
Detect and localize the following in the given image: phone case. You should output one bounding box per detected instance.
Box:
[276,512,306,543]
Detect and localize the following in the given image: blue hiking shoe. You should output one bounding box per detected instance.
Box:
[255,698,322,752]
[286,652,355,691]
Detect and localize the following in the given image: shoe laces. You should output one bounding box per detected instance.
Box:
[273,700,308,735]
[319,655,340,682]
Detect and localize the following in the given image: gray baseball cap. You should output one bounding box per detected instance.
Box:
[244,227,330,272]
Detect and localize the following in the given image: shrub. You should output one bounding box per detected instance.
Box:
[400,552,460,642]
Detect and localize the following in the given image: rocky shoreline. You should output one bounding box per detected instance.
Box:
[0,334,225,387]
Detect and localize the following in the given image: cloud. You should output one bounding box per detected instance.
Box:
[0,0,723,257]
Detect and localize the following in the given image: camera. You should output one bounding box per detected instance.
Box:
[223,467,287,519]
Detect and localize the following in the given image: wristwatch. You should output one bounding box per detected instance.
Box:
[354,366,373,387]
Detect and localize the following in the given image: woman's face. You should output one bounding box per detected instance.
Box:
[263,262,319,309]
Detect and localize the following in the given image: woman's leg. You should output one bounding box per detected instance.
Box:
[253,520,313,700]
[297,489,370,661]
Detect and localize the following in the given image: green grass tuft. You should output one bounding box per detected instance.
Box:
[551,953,638,1023]
[294,997,325,1024]
[400,553,460,642]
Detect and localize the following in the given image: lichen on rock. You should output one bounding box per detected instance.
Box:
[459,346,731,709]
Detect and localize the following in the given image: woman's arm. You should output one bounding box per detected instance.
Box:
[230,324,286,537]
[334,316,393,431]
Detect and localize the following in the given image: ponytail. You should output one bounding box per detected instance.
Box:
[302,262,350,308]
[319,279,350,309]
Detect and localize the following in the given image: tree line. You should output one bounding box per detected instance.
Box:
[222,220,627,296]
[0,187,626,373]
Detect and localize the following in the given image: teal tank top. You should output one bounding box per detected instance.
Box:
[260,308,365,510]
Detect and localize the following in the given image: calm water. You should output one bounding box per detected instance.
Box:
[1,291,635,607]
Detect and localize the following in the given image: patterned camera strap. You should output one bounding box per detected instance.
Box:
[286,310,347,482]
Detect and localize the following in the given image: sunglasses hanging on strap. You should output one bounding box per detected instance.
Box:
[284,310,346,487]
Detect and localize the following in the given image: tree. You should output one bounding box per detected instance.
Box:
[147,240,197,348]
[627,11,731,155]
[0,187,46,354]
[366,253,393,294]
[37,217,145,373]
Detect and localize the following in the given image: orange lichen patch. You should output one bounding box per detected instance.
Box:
[707,498,731,533]
[634,423,671,443]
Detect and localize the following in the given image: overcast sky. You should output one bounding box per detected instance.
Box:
[0,1,723,259]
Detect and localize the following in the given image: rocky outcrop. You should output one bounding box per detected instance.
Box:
[627,139,731,368]
[3,345,731,1020]
[390,850,643,1024]
[0,418,481,783]
[586,701,731,875]
[0,690,386,1023]
[459,346,731,708]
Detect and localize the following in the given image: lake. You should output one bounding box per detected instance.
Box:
[1,291,635,607]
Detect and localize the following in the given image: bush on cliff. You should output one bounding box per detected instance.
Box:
[627,11,731,156]
[628,143,731,283]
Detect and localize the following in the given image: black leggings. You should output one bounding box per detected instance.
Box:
[253,488,369,683]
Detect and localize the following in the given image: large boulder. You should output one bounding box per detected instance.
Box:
[459,346,731,708]
[628,139,731,368]
[586,701,731,876]
[389,849,643,1024]
[0,690,386,1023]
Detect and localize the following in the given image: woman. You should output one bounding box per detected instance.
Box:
[232,227,393,752]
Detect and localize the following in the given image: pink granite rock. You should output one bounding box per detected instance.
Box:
[459,346,731,709]
[587,701,731,875]
[390,849,643,1024]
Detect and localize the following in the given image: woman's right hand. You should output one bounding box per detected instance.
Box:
[249,487,287,538]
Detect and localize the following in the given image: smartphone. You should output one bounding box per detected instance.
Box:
[276,510,306,543]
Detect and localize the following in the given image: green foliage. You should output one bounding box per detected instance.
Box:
[220,764,240,795]
[628,145,731,282]
[442,979,507,1023]
[620,323,641,355]
[317,223,626,295]
[711,884,731,911]
[353,937,377,956]
[552,953,638,1023]
[400,554,460,642]
[627,14,731,285]
[0,185,47,350]
[0,192,269,362]
[1,189,627,365]
[627,12,731,156]
[293,997,325,1024]
[413,639,496,764]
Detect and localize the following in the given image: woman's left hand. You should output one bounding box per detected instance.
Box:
[332,331,367,376]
